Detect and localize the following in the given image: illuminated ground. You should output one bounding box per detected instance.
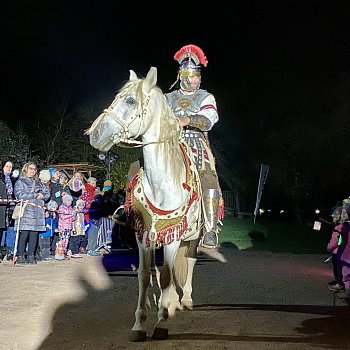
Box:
[1,248,349,350]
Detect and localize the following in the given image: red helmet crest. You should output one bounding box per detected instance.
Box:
[174,44,208,67]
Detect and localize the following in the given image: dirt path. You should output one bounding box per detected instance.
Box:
[0,249,349,350]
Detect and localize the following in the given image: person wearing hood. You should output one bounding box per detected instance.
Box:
[39,169,51,184]
[39,200,58,260]
[55,194,75,260]
[70,199,86,258]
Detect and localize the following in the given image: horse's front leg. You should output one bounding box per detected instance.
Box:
[152,240,182,340]
[181,239,198,309]
[129,239,152,342]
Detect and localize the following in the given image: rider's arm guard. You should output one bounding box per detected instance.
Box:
[188,114,212,131]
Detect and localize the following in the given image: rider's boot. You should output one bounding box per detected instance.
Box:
[201,189,220,249]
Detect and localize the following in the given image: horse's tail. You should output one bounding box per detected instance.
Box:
[174,242,188,288]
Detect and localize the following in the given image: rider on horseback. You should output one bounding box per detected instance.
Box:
[165,44,224,249]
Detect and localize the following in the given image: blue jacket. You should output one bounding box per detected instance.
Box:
[40,212,58,237]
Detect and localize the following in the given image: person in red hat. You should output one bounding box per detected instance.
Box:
[165,44,224,250]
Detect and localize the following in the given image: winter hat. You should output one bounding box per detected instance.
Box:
[103,180,112,187]
[103,179,113,192]
[75,199,85,208]
[62,194,73,205]
[39,169,51,183]
[48,168,59,178]
[12,169,19,178]
[47,200,59,211]
[69,178,84,192]
[59,172,68,179]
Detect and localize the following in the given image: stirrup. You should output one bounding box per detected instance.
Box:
[201,231,218,249]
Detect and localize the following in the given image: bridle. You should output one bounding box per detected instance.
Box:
[87,81,171,148]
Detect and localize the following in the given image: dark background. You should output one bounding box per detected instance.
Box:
[2,1,349,125]
[1,1,350,218]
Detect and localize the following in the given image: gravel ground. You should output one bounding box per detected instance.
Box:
[0,248,349,350]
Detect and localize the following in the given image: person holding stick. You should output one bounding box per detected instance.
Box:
[13,162,50,265]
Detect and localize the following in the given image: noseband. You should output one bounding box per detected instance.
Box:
[87,81,166,148]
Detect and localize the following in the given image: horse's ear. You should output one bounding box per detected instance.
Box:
[143,67,157,94]
[129,70,138,81]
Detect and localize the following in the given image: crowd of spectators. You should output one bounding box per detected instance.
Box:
[0,160,127,266]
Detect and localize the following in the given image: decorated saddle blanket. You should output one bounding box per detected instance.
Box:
[124,143,202,247]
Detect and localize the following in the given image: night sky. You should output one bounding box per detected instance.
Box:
[2,1,349,130]
[1,1,350,212]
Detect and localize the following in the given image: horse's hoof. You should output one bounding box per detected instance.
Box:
[181,299,193,310]
[152,327,168,340]
[129,330,147,342]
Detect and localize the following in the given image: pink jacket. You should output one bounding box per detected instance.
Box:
[58,204,76,231]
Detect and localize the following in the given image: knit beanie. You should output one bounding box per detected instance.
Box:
[48,168,59,178]
[47,200,59,211]
[39,169,51,183]
[103,180,112,187]
[62,194,73,205]
[103,179,113,192]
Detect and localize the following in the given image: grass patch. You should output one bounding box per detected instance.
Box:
[219,213,330,254]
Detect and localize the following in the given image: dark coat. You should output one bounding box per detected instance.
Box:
[49,181,64,206]
[2,172,19,227]
[14,176,51,232]
[0,180,7,229]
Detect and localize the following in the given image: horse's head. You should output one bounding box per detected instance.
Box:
[86,67,159,152]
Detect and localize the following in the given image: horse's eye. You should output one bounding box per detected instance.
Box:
[126,97,136,106]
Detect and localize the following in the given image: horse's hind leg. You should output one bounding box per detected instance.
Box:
[181,239,198,309]
[129,242,152,342]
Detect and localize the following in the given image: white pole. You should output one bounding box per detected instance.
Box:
[12,200,24,265]
[253,164,270,224]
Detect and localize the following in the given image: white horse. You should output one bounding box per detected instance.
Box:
[86,67,222,341]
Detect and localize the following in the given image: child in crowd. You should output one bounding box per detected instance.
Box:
[55,194,75,260]
[69,199,86,258]
[68,175,85,206]
[59,172,71,197]
[39,200,58,260]
[39,169,51,189]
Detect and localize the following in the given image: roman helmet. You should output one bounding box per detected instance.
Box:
[169,44,208,91]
